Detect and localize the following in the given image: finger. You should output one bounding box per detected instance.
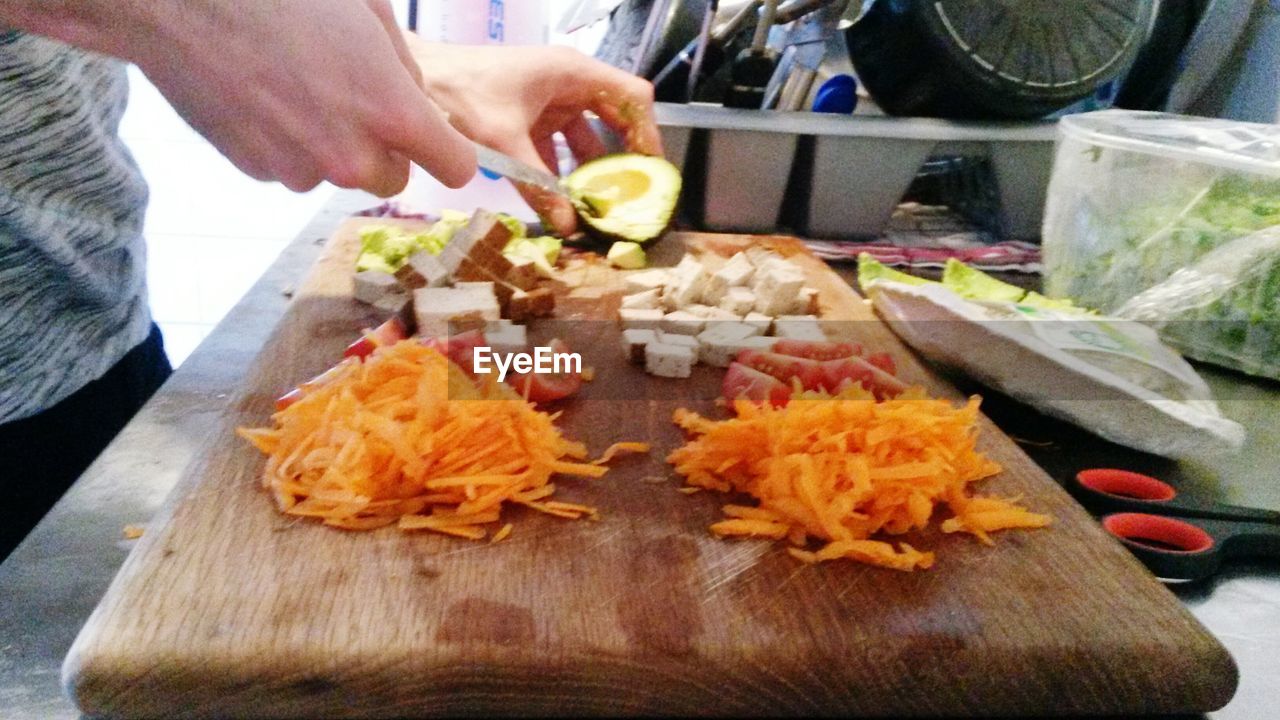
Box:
[561,114,608,164]
[534,134,560,175]
[586,75,663,156]
[503,135,577,236]
[382,91,477,189]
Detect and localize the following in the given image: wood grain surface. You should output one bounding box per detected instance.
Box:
[63,220,1237,717]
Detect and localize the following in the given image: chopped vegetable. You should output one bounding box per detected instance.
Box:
[239,340,624,539]
[669,386,1050,571]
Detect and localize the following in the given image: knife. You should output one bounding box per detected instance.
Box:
[472,142,570,200]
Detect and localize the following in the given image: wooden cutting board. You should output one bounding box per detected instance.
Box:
[64,220,1236,718]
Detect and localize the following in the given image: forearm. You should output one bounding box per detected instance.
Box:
[0,1,169,61]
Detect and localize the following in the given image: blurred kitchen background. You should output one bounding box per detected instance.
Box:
[132,0,1280,365]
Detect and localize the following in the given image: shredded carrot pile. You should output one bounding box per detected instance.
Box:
[237,340,645,539]
[668,387,1051,571]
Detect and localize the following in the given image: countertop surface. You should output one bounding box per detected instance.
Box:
[1,189,1276,719]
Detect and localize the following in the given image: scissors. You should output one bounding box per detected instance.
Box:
[1071,468,1280,582]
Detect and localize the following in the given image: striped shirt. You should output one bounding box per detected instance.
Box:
[0,31,151,424]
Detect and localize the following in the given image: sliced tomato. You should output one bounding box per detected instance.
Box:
[734,351,824,390]
[422,329,488,374]
[866,351,896,376]
[722,362,792,407]
[819,356,907,399]
[274,361,353,411]
[771,339,862,361]
[506,338,583,403]
[343,316,408,360]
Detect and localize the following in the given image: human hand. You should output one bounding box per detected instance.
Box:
[122,0,477,195]
[407,39,663,236]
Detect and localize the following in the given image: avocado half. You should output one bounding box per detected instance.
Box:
[564,153,681,244]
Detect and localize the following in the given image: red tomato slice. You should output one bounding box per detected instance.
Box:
[722,362,792,407]
[506,338,583,403]
[422,329,488,374]
[819,356,907,399]
[343,316,409,360]
[734,350,824,391]
[770,339,862,361]
[866,351,896,376]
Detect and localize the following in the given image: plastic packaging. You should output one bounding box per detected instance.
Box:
[1042,110,1280,380]
[862,279,1245,458]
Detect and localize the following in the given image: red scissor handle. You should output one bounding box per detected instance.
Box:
[1103,513,1215,554]
[1077,468,1176,502]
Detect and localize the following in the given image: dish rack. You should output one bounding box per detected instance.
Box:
[654,103,1058,241]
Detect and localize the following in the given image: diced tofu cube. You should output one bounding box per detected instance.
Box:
[773,315,827,341]
[505,255,540,290]
[703,253,755,304]
[718,286,756,316]
[656,331,699,349]
[621,328,657,363]
[485,324,527,355]
[663,257,708,310]
[439,210,513,274]
[508,287,555,321]
[393,251,451,291]
[745,246,783,268]
[624,268,670,294]
[741,312,773,335]
[414,286,501,337]
[701,333,775,367]
[645,342,696,378]
[618,307,663,331]
[753,264,806,316]
[660,310,705,335]
[621,288,662,310]
[797,286,820,315]
[353,269,404,305]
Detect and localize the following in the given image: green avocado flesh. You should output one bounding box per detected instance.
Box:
[564,153,681,243]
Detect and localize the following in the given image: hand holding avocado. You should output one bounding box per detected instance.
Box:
[407,38,670,238]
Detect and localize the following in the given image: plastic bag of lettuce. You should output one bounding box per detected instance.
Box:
[1042,111,1280,381]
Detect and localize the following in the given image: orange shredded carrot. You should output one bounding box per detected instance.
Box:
[592,441,651,465]
[237,340,631,541]
[668,385,1050,571]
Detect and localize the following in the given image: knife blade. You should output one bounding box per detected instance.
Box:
[473,142,569,200]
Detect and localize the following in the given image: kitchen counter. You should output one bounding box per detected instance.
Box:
[1,189,1276,719]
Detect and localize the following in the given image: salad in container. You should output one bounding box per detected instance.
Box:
[1041,110,1280,381]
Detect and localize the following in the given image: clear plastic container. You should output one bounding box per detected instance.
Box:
[1042,110,1280,380]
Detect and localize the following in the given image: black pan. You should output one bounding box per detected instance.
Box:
[845,0,1159,120]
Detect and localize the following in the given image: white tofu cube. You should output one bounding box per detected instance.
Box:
[656,331,699,349]
[719,286,756,316]
[744,247,783,268]
[618,307,664,331]
[701,333,775,367]
[797,286,820,316]
[485,324,527,355]
[621,288,662,310]
[741,312,773,335]
[661,310,706,335]
[753,264,806,316]
[773,315,827,341]
[645,342,696,378]
[703,253,755,304]
[663,256,708,310]
[413,286,501,337]
[621,328,657,363]
[624,268,670,294]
